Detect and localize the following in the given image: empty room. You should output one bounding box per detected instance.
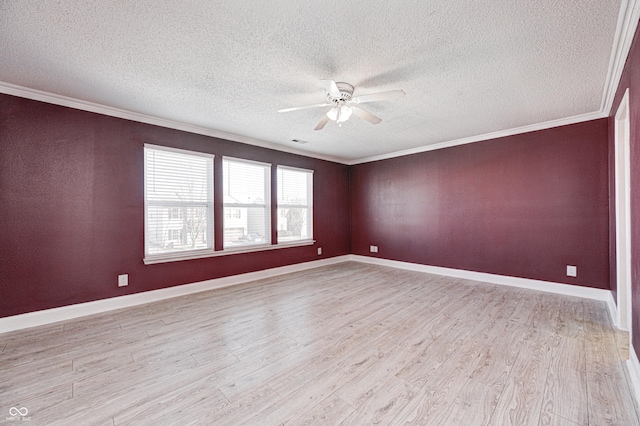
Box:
[2,1,640,425]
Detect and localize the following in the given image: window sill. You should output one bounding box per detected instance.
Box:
[143,239,316,265]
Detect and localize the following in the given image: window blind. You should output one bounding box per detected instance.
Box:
[144,145,213,258]
[277,166,313,242]
[222,157,271,248]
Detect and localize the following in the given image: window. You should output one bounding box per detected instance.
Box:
[168,208,184,220]
[144,145,213,260]
[225,208,242,219]
[144,147,313,263]
[167,229,182,241]
[223,157,271,248]
[277,166,313,243]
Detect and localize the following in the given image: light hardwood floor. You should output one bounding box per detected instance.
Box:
[1,262,638,425]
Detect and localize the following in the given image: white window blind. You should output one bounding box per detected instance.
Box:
[277,166,313,243]
[223,157,271,248]
[144,145,213,259]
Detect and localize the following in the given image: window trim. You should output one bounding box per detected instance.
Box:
[143,147,316,265]
[276,165,314,244]
[222,156,272,249]
[143,239,315,264]
[143,144,214,263]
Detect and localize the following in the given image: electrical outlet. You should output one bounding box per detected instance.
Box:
[566,265,577,277]
[317,247,322,255]
[370,245,378,253]
[118,274,128,287]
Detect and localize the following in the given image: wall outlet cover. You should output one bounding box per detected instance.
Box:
[566,265,577,277]
[118,274,129,287]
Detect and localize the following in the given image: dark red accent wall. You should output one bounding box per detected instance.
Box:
[0,94,350,318]
[350,120,610,289]
[0,88,615,320]
[610,19,640,359]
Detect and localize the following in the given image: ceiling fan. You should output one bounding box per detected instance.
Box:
[278,80,405,130]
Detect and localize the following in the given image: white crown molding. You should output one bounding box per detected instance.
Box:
[0,255,350,334]
[1,0,638,166]
[601,0,640,115]
[0,80,605,166]
[347,0,640,166]
[0,81,349,165]
[347,111,605,165]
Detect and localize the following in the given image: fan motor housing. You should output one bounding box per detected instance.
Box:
[327,82,354,103]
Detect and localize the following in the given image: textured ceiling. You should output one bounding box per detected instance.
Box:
[0,1,632,163]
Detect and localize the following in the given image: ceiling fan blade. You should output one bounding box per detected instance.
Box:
[351,106,382,125]
[350,89,406,104]
[314,115,330,131]
[278,103,332,113]
[320,79,341,98]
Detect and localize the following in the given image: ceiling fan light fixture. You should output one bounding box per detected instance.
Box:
[338,106,352,123]
[326,105,352,123]
[326,107,339,121]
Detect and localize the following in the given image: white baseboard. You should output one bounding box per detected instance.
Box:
[0,255,350,334]
[628,345,640,410]
[0,254,618,334]
[347,256,640,410]
[605,291,622,330]
[607,291,621,330]
[348,255,613,303]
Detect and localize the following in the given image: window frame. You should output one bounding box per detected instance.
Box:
[143,144,215,264]
[276,165,314,244]
[222,156,272,251]
[143,146,316,265]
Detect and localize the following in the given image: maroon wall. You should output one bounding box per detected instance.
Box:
[610,19,640,358]
[0,94,350,318]
[351,120,610,289]
[0,90,615,319]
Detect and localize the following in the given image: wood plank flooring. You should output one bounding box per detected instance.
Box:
[1,262,638,425]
